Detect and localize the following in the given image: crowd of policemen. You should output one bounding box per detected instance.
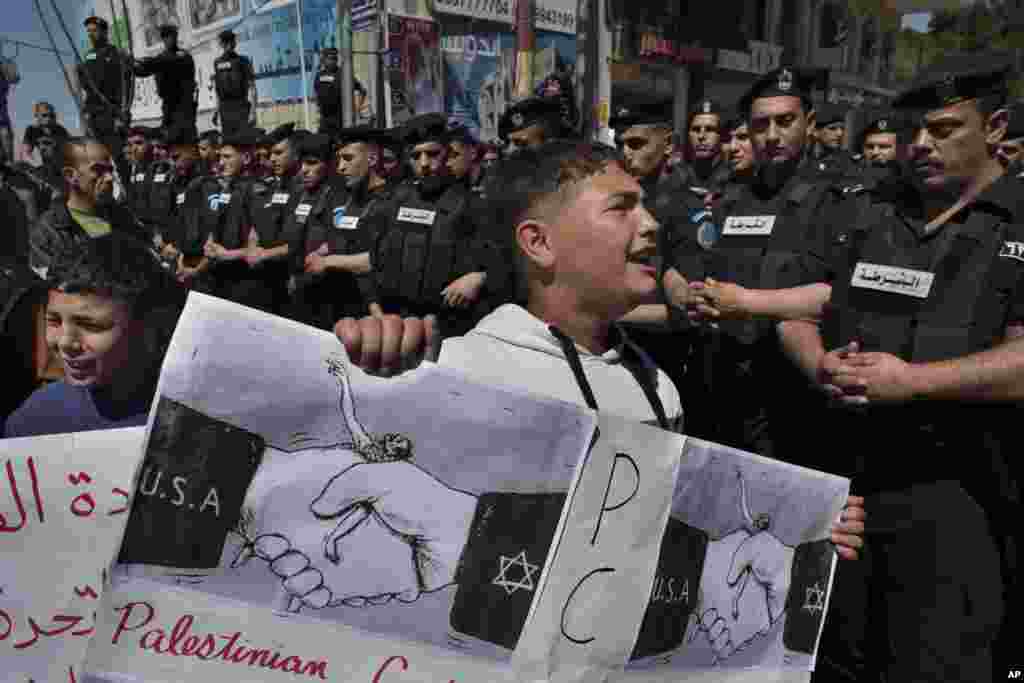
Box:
[4,14,1024,678]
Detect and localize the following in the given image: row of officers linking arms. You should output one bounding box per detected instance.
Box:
[5,44,1024,681]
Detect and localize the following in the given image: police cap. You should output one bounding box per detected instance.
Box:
[336,125,394,147]
[198,130,222,144]
[126,125,150,139]
[689,98,724,121]
[157,24,179,38]
[221,128,263,149]
[148,128,168,145]
[445,123,480,146]
[1006,103,1024,141]
[381,128,404,153]
[739,66,828,114]
[296,133,334,161]
[402,113,448,146]
[83,16,109,30]
[816,102,849,127]
[721,107,747,133]
[218,30,237,43]
[609,100,673,129]
[321,47,339,56]
[892,52,1011,110]
[499,96,562,137]
[267,122,297,145]
[859,111,906,138]
[166,127,197,146]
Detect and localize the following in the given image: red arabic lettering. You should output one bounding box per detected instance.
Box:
[74,585,99,600]
[67,472,93,486]
[1,608,12,640]
[1,458,44,532]
[70,492,96,517]
[112,602,329,678]
[109,488,130,515]
[12,617,42,649]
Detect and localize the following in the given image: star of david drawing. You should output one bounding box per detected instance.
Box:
[492,550,540,595]
[803,582,826,615]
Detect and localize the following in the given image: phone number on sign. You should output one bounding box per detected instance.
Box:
[535,5,574,30]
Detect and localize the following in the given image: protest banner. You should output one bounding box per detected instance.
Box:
[71,294,848,683]
[386,14,443,126]
[0,428,145,683]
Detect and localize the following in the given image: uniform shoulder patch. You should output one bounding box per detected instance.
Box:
[1000,241,1024,262]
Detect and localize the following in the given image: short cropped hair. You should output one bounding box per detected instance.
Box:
[482,140,623,299]
[61,136,109,171]
[48,232,183,321]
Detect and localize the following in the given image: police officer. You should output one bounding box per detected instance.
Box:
[362,113,494,335]
[444,124,486,194]
[212,31,257,137]
[282,133,371,327]
[809,102,857,178]
[314,47,343,137]
[663,67,841,455]
[123,126,153,217]
[857,111,905,167]
[79,17,127,161]
[194,128,264,297]
[134,25,198,143]
[336,125,398,210]
[139,129,177,245]
[780,52,1021,683]
[665,99,732,207]
[499,96,563,153]
[197,130,222,176]
[155,128,206,271]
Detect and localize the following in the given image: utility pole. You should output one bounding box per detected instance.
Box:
[338,0,355,125]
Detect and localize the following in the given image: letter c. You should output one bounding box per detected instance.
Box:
[372,655,408,683]
[561,567,616,645]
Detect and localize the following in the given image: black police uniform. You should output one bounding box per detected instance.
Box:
[79,22,126,159]
[667,68,842,457]
[141,158,177,238]
[797,55,1021,683]
[313,59,342,137]
[134,33,197,143]
[808,102,857,180]
[214,46,255,136]
[234,172,301,315]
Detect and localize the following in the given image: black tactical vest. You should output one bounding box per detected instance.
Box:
[214,54,248,100]
[374,182,476,307]
[314,70,341,114]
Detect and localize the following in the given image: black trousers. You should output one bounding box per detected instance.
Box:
[814,481,1003,683]
[219,100,251,136]
[161,99,197,144]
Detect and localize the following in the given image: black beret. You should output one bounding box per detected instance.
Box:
[445,124,480,146]
[296,133,334,161]
[739,67,828,114]
[166,127,197,146]
[721,107,747,132]
[816,102,849,127]
[321,47,339,56]
[893,52,1011,110]
[198,130,222,143]
[689,98,724,120]
[126,125,150,138]
[157,24,179,37]
[381,128,405,152]
[267,122,297,144]
[336,125,397,146]
[148,128,168,144]
[1006,104,1024,141]
[859,111,906,138]
[218,30,237,42]
[609,100,673,129]
[402,113,449,146]
[84,16,109,30]
[221,128,263,148]
[499,96,562,136]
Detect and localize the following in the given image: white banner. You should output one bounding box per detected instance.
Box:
[432,0,515,25]
[0,428,144,683]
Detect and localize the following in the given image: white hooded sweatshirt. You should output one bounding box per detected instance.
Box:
[439,303,684,430]
[440,304,810,683]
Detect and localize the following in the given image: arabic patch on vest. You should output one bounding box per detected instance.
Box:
[176,192,186,205]
[999,241,1024,263]
[295,203,312,218]
[133,173,145,183]
[335,215,360,230]
[320,75,335,82]
[851,262,934,299]
[271,192,290,205]
[154,173,167,183]
[397,206,437,226]
[722,215,776,236]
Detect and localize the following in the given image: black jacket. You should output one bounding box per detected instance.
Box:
[30,202,147,274]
